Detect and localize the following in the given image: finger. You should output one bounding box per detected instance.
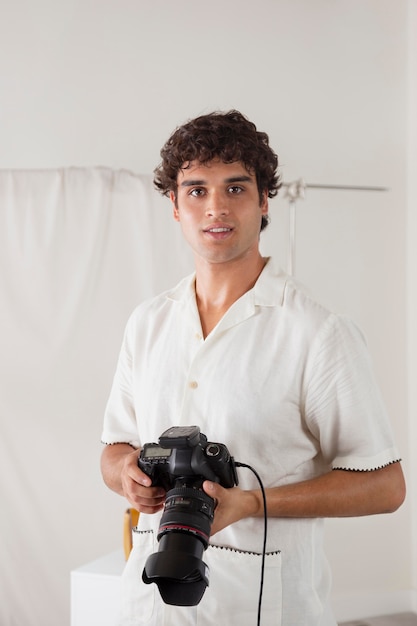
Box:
[135,500,165,515]
[203,480,220,507]
[130,491,166,514]
[203,480,221,497]
[124,480,165,508]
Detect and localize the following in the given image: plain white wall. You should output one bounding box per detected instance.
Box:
[0,0,414,622]
[407,0,417,598]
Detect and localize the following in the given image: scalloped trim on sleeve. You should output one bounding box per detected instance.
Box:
[332,447,401,472]
[333,458,402,472]
[101,440,139,449]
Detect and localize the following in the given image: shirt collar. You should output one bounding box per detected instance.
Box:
[252,257,288,306]
[166,257,288,308]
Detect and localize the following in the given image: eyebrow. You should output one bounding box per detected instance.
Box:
[180,175,253,188]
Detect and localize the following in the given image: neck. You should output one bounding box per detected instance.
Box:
[194,254,267,337]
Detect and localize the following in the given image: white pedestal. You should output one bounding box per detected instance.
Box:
[71,550,125,626]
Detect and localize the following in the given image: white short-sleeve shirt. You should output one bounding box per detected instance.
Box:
[102,258,400,625]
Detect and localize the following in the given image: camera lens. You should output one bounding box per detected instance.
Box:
[142,485,215,606]
[158,486,214,546]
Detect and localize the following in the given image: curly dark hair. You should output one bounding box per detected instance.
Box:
[153,110,281,231]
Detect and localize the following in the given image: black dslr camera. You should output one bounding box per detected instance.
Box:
[138,425,238,606]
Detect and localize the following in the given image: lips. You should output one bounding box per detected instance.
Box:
[203,223,233,234]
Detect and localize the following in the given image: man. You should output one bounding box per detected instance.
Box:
[101,110,405,625]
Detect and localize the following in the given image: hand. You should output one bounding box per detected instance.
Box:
[202,481,261,536]
[120,447,166,514]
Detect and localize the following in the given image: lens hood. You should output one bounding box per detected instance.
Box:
[142,550,209,606]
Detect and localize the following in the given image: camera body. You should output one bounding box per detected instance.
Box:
[138,425,238,607]
[138,425,238,492]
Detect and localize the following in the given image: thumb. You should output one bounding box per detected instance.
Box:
[203,480,220,503]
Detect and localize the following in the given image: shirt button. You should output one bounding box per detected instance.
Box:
[189,380,198,389]
[195,332,202,340]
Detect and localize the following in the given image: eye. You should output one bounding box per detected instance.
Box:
[189,187,205,197]
[228,185,244,194]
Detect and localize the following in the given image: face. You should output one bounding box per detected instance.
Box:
[171,160,268,266]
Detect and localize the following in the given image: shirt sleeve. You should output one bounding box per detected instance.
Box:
[303,314,401,471]
[101,315,141,448]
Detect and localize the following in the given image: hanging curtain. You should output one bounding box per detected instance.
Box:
[0,167,193,626]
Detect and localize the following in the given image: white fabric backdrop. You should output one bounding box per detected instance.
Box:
[0,168,193,626]
[0,166,407,625]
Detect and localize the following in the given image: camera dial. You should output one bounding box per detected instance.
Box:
[205,443,220,457]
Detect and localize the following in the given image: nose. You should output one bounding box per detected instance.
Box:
[206,191,229,217]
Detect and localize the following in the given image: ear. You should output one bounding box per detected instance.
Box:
[170,191,180,222]
[261,189,269,215]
